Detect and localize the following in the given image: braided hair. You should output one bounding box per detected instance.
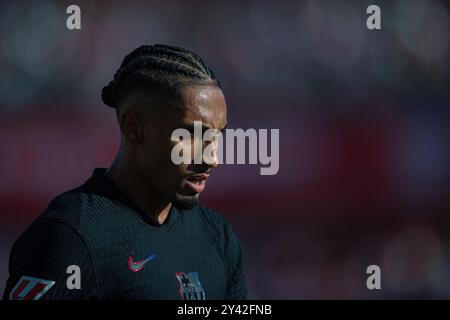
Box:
[101,44,221,111]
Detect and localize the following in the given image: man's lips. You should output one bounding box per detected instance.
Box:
[184,173,209,194]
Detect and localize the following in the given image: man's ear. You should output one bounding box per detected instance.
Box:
[119,111,144,145]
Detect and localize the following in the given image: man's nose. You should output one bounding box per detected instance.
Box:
[203,139,219,168]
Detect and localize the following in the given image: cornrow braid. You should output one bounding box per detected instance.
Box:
[101,44,221,109]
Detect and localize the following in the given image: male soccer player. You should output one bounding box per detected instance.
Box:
[3,44,246,300]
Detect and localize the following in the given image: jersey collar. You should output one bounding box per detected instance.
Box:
[84,168,179,227]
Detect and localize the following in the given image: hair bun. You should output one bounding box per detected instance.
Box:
[101,81,116,108]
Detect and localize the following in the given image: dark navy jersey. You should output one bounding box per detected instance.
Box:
[3,168,246,300]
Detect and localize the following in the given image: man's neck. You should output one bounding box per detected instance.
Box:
[105,158,171,225]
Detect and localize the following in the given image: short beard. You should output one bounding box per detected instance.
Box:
[172,193,199,210]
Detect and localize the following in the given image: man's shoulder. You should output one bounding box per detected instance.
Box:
[10,187,89,263]
[37,186,86,230]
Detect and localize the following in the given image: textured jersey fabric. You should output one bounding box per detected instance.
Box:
[3,168,246,300]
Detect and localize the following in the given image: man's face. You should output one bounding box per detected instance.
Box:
[138,85,227,209]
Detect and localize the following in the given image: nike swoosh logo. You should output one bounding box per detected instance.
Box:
[128,254,156,272]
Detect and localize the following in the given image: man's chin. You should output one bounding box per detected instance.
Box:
[172,193,199,210]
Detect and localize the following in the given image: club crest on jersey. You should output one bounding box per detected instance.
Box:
[175,271,206,300]
[9,276,55,300]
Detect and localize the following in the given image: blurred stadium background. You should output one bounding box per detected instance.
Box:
[0,0,449,299]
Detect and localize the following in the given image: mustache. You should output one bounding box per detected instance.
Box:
[185,164,211,175]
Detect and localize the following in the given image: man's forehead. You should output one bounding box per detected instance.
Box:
[177,86,227,128]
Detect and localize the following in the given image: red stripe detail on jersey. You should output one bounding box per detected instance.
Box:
[22,283,48,300]
[10,280,30,300]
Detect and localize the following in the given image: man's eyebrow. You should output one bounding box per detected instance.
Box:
[181,123,210,133]
[182,123,228,132]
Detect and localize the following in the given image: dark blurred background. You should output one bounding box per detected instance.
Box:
[1,0,449,299]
